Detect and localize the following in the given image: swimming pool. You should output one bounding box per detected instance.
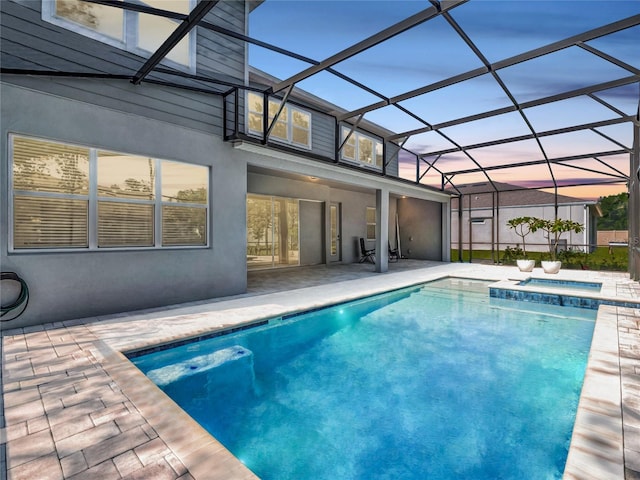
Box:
[132,278,596,479]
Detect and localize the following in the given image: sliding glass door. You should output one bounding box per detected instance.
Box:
[247,194,299,269]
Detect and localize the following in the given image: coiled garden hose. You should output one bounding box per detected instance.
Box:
[1,272,29,321]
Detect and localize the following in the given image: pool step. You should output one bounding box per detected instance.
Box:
[146,345,253,387]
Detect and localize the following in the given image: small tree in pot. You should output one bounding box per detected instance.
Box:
[530,217,584,273]
[506,216,536,272]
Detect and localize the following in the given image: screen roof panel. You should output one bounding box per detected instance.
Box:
[524,96,624,132]
[550,162,625,187]
[397,73,514,125]
[487,164,555,189]
[561,153,631,178]
[496,46,634,103]
[591,123,634,150]
[593,83,640,117]
[539,130,628,158]
[447,0,640,63]
[294,71,384,111]
[585,24,640,71]
[403,131,457,154]
[429,153,485,175]
[248,1,429,59]
[249,46,314,80]
[558,158,628,181]
[544,183,628,201]
[437,111,532,146]
[363,105,428,134]
[469,140,545,169]
[331,16,484,98]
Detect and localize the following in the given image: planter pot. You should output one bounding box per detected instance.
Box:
[516,259,535,272]
[541,260,562,274]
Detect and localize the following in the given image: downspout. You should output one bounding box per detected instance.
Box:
[468,194,472,263]
[496,190,500,263]
[491,191,495,263]
[458,194,463,262]
[583,205,588,253]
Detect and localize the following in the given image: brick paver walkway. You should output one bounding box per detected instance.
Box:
[2,322,193,480]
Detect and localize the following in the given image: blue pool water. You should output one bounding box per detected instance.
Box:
[518,278,602,292]
[132,278,596,480]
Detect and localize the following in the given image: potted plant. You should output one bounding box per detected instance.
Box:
[506,216,536,272]
[530,217,584,274]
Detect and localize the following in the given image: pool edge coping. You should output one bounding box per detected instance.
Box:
[95,340,260,480]
[563,305,624,480]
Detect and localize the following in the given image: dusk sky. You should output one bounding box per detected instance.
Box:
[248,1,640,200]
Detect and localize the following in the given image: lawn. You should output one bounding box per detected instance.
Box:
[451,246,628,271]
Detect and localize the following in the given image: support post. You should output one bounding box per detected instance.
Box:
[375,189,389,273]
[442,201,451,262]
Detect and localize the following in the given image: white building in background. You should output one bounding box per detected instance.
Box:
[451,182,600,256]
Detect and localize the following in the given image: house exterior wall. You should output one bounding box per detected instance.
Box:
[1,0,247,136]
[397,198,443,260]
[1,83,249,327]
[299,200,324,266]
[308,112,335,160]
[330,188,377,263]
[451,203,592,254]
[385,142,400,178]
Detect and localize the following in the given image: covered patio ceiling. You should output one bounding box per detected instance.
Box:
[3,0,639,200]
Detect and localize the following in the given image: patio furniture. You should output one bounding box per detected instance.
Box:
[359,238,375,264]
[389,243,399,262]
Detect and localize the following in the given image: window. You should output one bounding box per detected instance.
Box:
[366,207,376,240]
[10,135,208,250]
[247,92,311,148]
[246,194,299,269]
[43,0,195,70]
[341,127,383,170]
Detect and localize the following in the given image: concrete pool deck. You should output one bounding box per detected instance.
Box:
[1,262,639,479]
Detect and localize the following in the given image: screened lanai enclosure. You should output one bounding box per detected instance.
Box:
[3,0,639,279]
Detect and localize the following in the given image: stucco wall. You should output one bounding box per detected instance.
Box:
[1,83,248,327]
[299,200,324,265]
[397,197,442,260]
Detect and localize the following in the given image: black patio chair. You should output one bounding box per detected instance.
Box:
[359,237,375,264]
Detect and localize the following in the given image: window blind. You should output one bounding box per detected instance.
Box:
[162,206,206,246]
[98,202,154,247]
[13,137,89,195]
[14,196,88,248]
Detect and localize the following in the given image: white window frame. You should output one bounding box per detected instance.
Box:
[246,92,312,150]
[42,0,197,73]
[340,127,383,171]
[9,134,209,252]
[366,206,377,241]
